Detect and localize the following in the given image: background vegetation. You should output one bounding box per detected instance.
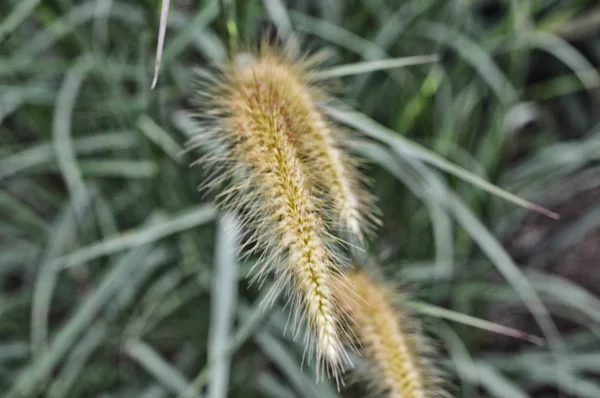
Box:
[1,0,600,397]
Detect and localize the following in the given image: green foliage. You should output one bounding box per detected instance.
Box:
[1,0,600,397]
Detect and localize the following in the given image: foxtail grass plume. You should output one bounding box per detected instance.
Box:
[252,47,378,240]
[187,43,359,379]
[337,270,445,398]
[208,44,378,241]
[250,49,378,240]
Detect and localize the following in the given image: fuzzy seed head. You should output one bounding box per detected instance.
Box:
[188,44,357,380]
[338,270,445,398]
[229,46,378,241]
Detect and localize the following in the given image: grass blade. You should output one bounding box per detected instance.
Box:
[0,0,42,43]
[125,339,192,395]
[151,0,171,88]
[53,56,93,211]
[408,301,544,346]
[55,204,215,270]
[326,105,558,219]
[313,54,440,79]
[207,213,240,398]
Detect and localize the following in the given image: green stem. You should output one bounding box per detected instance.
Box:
[219,0,238,57]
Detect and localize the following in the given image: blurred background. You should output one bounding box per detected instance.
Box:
[2,0,600,397]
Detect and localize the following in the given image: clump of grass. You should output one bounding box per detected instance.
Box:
[7,0,600,396]
[337,270,445,398]
[187,42,362,379]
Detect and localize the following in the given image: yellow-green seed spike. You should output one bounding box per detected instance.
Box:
[338,270,446,398]
[188,44,356,381]
[245,44,380,241]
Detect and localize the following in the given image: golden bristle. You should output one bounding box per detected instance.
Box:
[338,270,444,398]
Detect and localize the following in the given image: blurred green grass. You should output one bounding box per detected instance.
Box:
[2,0,600,397]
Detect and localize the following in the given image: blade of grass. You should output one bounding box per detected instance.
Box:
[474,362,529,398]
[30,190,96,358]
[53,55,93,216]
[326,104,558,219]
[151,0,171,89]
[137,115,183,163]
[262,0,296,44]
[408,301,544,345]
[125,339,193,396]
[4,160,158,179]
[529,271,600,329]
[0,190,49,238]
[54,204,215,270]
[0,132,136,180]
[207,213,240,398]
[436,323,478,398]
[313,54,440,79]
[0,0,42,43]
[77,159,158,178]
[0,342,29,364]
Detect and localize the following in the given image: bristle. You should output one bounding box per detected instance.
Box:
[338,270,445,398]
[188,44,354,379]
